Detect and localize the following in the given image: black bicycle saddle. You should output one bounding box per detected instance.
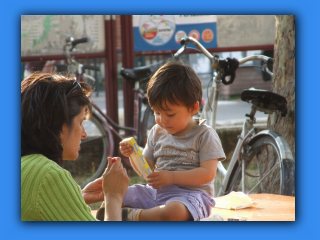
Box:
[241,88,287,117]
[120,66,152,81]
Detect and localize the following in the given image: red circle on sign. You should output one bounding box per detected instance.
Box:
[188,30,200,41]
[202,29,214,43]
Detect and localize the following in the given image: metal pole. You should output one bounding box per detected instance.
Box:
[120,15,135,136]
[104,15,119,154]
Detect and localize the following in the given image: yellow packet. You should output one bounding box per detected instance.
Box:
[121,137,152,180]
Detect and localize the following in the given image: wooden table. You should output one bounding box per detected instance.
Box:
[209,194,295,221]
[91,194,295,221]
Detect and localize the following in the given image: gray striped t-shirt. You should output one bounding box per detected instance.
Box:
[143,118,226,197]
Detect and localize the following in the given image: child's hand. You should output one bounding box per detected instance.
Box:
[146,171,174,189]
[119,141,133,158]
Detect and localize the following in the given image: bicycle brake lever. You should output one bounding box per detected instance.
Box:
[221,73,236,85]
[220,58,239,85]
[174,45,187,58]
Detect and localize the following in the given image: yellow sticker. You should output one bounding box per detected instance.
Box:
[121,137,152,180]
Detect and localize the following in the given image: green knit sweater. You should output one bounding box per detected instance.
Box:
[21,154,97,221]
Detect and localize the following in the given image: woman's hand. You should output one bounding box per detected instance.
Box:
[82,157,116,205]
[102,157,130,200]
[82,177,104,205]
[146,171,174,189]
[102,157,130,221]
[119,141,133,158]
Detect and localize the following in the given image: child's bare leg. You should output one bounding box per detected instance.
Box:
[139,201,192,221]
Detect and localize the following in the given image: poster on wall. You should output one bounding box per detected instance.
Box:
[133,15,217,52]
[21,15,105,57]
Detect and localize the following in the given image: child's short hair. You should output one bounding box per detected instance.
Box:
[147,59,202,111]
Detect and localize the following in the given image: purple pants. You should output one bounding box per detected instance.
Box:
[123,184,215,221]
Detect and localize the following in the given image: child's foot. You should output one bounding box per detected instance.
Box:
[96,206,105,221]
[95,202,105,221]
[95,207,143,221]
[122,208,143,221]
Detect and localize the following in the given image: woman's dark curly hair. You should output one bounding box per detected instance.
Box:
[21,73,92,166]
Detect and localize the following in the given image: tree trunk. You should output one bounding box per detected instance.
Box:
[268,15,295,193]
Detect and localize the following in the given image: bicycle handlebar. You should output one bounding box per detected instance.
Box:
[65,37,90,51]
[71,37,89,46]
[63,37,100,74]
[175,36,214,61]
[83,64,100,71]
[238,55,270,64]
[175,36,274,84]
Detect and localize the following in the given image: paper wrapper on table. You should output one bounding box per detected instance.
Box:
[214,191,258,210]
[121,137,152,180]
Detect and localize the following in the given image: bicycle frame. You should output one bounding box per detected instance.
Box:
[203,65,262,196]
[216,118,255,196]
[133,88,148,140]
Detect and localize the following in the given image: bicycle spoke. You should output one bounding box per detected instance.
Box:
[228,135,294,195]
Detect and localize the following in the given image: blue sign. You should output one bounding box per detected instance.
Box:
[133,15,217,52]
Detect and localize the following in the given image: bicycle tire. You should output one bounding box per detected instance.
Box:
[141,105,156,146]
[63,113,112,188]
[227,132,294,196]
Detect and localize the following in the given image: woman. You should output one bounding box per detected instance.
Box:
[21,73,129,221]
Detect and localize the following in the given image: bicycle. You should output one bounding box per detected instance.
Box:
[60,37,157,188]
[174,37,295,197]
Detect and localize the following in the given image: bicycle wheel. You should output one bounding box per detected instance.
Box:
[141,105,156,146]
[228,133,294,196]
[63,113,111,188]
